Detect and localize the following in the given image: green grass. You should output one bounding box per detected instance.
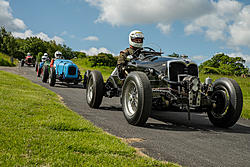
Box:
[72,58,250,119]
[0,71,177,166]
[72,58,114,81]
[0,52,18,67]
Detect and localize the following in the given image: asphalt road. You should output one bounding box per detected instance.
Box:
[1,66,250,167]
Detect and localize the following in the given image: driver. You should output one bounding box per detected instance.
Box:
[41,53,49,62]
[50,51,62,67]
[117,30,144,77]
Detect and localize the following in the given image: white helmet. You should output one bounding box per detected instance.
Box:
[27,52,31,56]
[54,51,62,59]
[129,30,144,48]
[41,55,47,62]
[44,53,48,56]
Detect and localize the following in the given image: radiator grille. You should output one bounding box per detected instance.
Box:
[68,66,76,75]
[169,62,185,81]
[169,62,198,81]
[27,58,32,63]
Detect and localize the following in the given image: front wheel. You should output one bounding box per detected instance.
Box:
[35,62,38,72]
[86,70,104,108]
[122,72,152,126]
[207,78,243,128]
[37,67,42,77]
[21,60,24,67]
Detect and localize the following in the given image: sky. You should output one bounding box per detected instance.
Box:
[1,0,250,66]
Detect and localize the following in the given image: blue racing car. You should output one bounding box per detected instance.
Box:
[48,59,82,87]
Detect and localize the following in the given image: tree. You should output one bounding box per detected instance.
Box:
[199,53,248,76]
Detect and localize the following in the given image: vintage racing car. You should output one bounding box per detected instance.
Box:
[48,59,82,87]
[84,47,243,128]
[21,53,35,67]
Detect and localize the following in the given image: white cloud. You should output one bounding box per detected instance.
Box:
[184,0,242,41]
[85,0,213,26]
[86,0,250,48]
[227,52,250,67]
[83,36,99,41]
[228,5,250,47]
[80,47,114,56]
[184,0,250,48]
[0,0,26,31]
[13,30,64,44]
[156,23,171,35]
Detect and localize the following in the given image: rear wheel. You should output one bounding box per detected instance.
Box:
[207,78,243,128]
[122,72,152,126]
[86,71,104,108]
[42,66,49,83]
[49,67,56,86]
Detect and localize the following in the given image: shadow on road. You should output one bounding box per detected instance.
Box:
[50,82,84,89]
[148,111,250,134]
[97,105,250,134]
[99,106,123,112]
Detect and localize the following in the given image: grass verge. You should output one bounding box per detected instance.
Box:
[73,58,250,119]
[0,52,18,67]
[0,71,177,166]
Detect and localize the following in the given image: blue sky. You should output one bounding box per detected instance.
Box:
[1,0,250,66]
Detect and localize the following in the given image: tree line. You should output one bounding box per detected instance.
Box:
[0,27,79,60]
[0,27,117,67]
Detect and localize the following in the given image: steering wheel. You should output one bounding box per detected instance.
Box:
[131,48,143,58]
[142,47,155,52]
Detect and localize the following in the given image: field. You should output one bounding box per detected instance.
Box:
[73,58,250,119]
[0,70,176,166]
[0,53,18,67]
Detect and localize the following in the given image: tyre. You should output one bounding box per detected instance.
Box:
[86,70,104,108]
[207,78,243,128]
[42,66,49,83]
[35,62,38,72]
[122,71,152,126]
[49,67,56,86]
[83,70,91,89]
[21,59,24,67]
[37,67,42,77]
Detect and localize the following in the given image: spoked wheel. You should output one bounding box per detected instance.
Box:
[86,70,104,108]
[124,81,138,117]
[122,72,152,126]
[207,78,243,128]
